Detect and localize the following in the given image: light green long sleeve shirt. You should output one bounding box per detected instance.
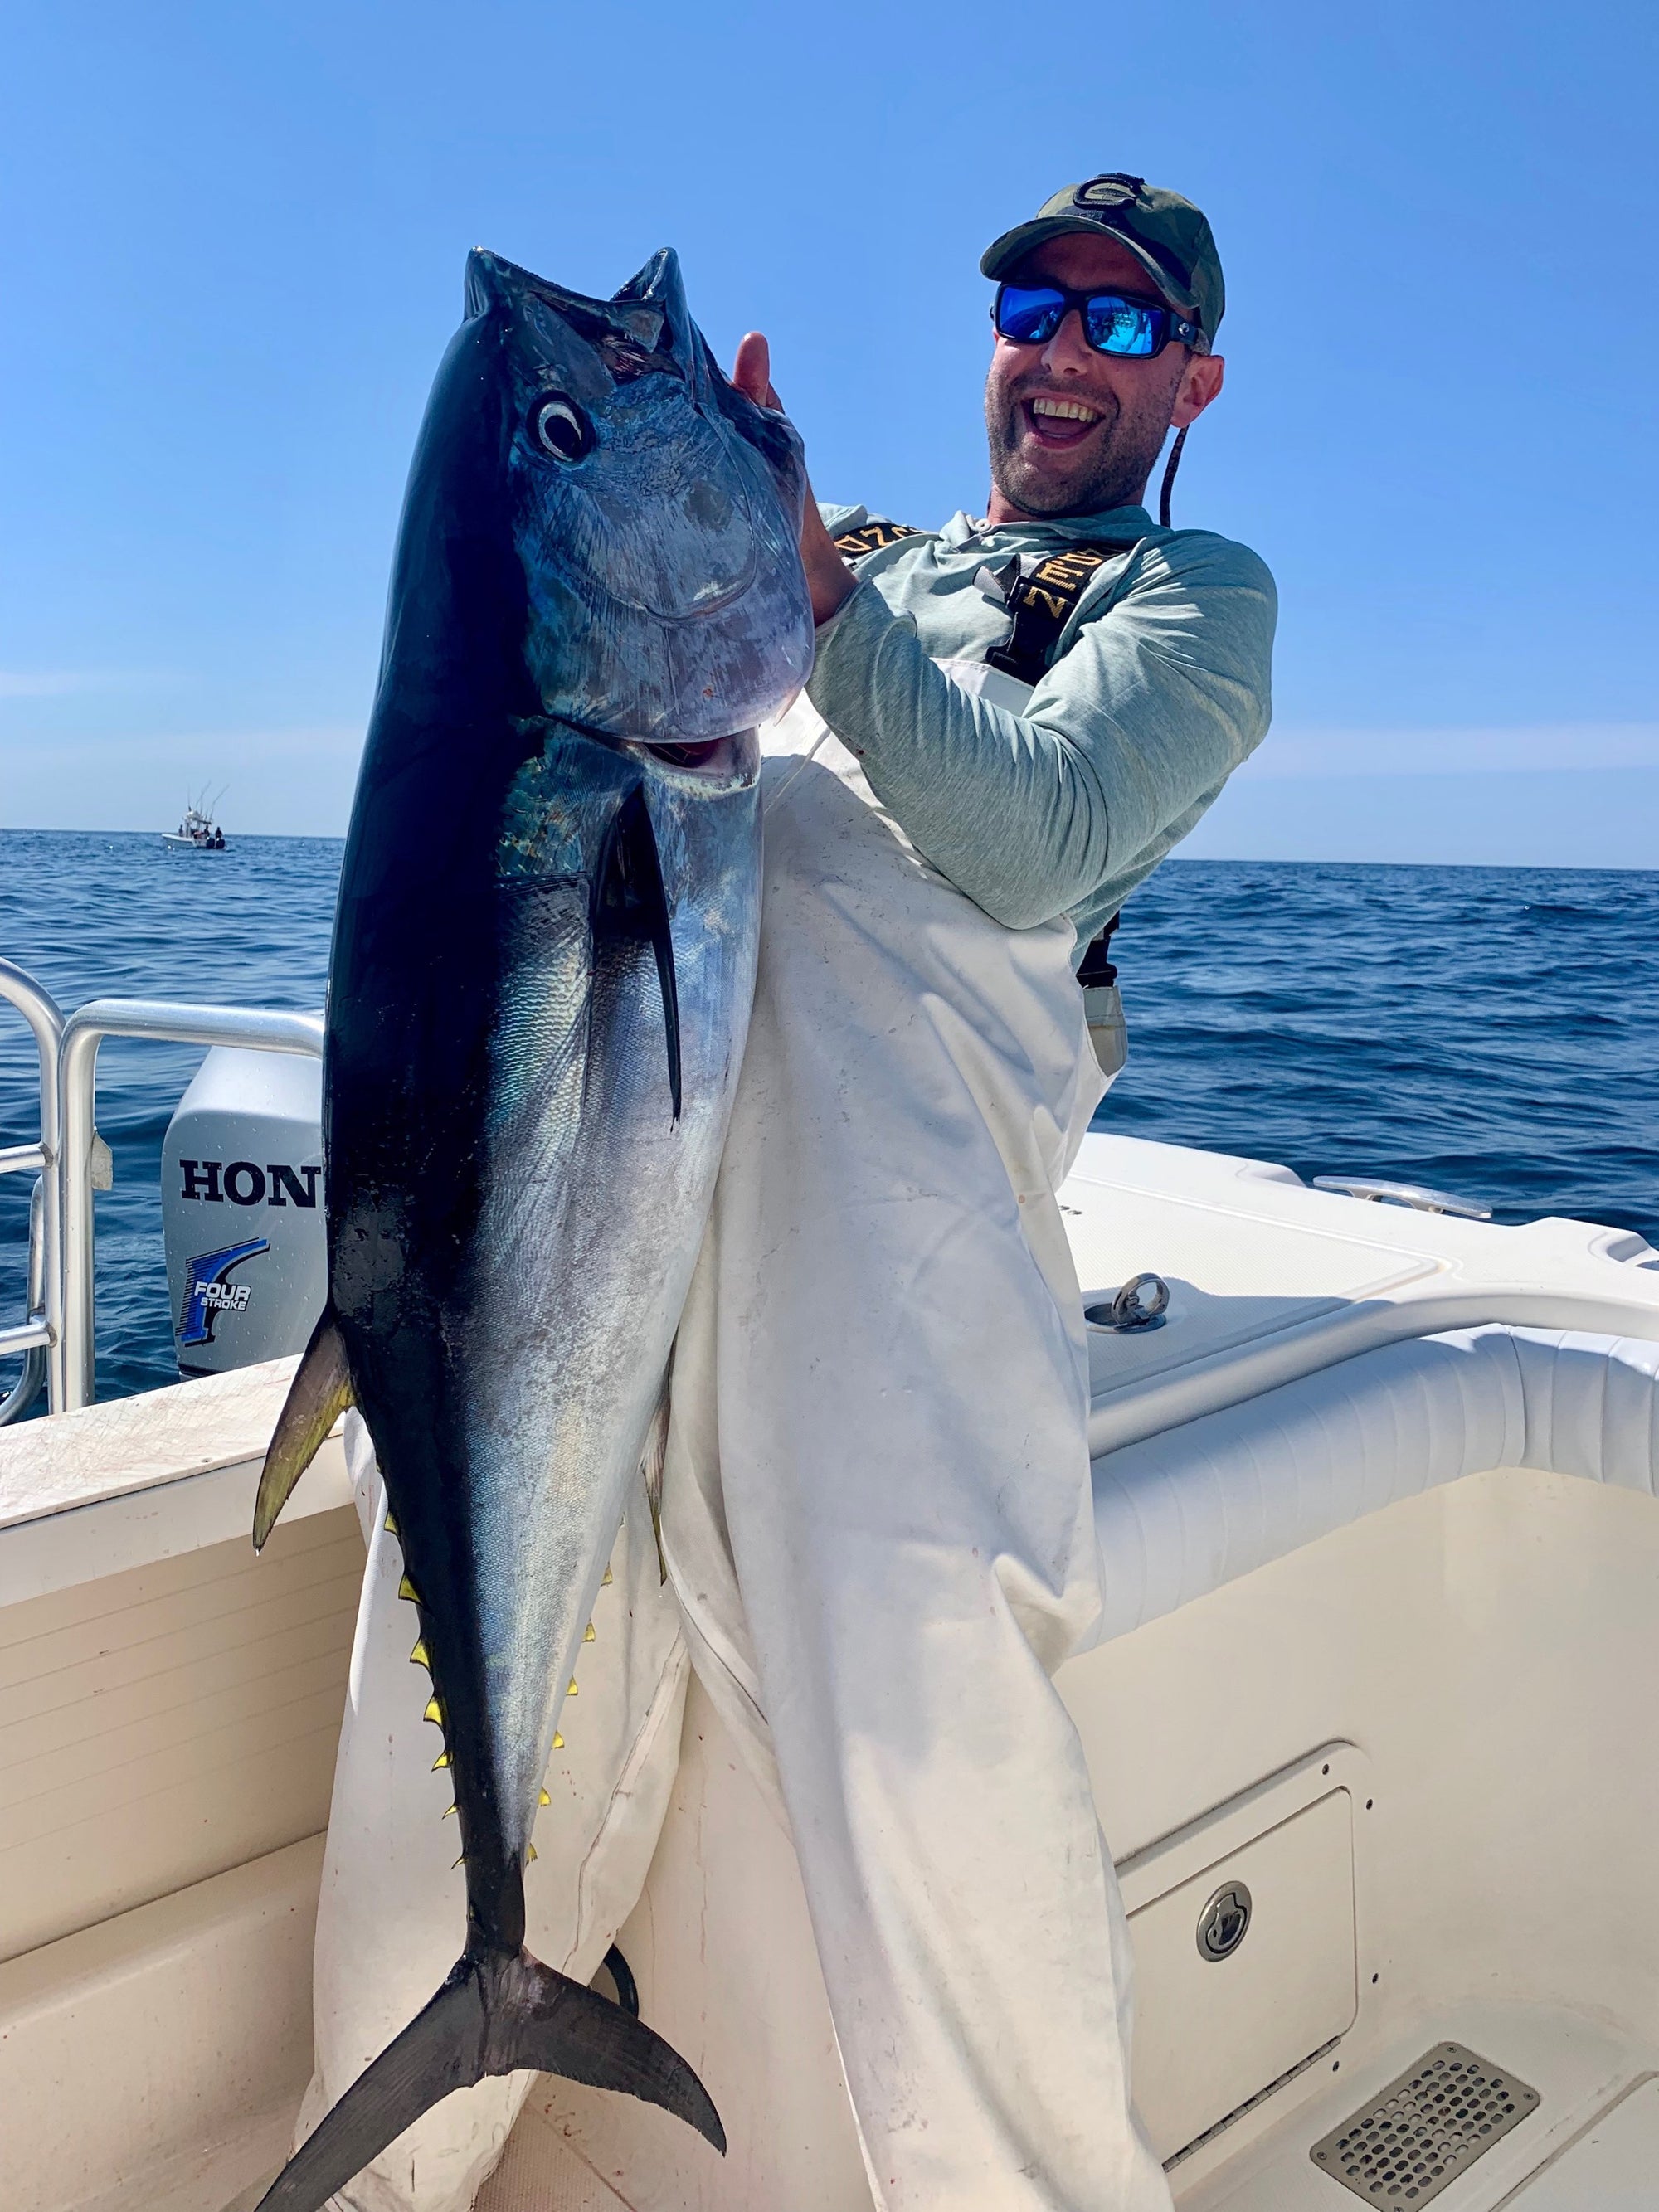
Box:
[805,502,1277,953]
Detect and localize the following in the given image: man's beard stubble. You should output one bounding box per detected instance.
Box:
[985,382,1174,519]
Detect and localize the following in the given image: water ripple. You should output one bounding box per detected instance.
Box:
[1103,858,1658,1244]
[1,831,340,1405]
[2,837,1655,1407]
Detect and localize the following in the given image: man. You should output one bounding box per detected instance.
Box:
[304,173,1273,2212]
[733,169,1259,942]
[660,171,1274,2211]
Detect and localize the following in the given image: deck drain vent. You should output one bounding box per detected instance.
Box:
[1308,2041,1539,2205]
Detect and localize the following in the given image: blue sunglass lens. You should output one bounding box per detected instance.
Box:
[996,286,1166,355]
[1084,296,1160,357]
[995,286,1067,344]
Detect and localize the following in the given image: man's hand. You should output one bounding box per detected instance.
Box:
[732,332,857,627]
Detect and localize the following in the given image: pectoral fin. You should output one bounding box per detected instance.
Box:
[254,1306,354,1549]
[595,784,681,1121]
[640,1353,673,1587]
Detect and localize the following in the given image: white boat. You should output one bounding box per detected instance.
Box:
[3,960,1659,2211]
[163,802,228,853]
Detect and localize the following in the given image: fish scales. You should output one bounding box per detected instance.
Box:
[250,245,811,2211]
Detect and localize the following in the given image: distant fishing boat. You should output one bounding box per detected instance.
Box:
[163,795,228,852]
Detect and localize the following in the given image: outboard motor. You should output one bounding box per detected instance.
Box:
[161,1047,326,1377]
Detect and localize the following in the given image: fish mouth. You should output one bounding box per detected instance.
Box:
[479,247,772,622]
[469,249,674,360]
[617,729,761,788]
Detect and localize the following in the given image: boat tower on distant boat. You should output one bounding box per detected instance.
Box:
[163,793,228,852]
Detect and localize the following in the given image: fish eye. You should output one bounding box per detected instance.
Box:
[532,395,592,462]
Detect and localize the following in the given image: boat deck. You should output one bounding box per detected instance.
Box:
[3,1132,1658,2211]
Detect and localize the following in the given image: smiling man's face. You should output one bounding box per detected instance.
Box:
[984,231,1224,522]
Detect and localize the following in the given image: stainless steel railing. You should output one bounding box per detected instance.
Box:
[0,1181,48,1425]
[2,958,324,1416]
[0,960,64,1423]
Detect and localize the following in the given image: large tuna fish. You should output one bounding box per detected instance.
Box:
[250,246,813,2210]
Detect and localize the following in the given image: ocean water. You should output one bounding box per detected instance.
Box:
[1,830,1655,1412]
[0,831,341,1408]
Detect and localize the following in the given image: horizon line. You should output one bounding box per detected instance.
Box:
[0,825,1652,878]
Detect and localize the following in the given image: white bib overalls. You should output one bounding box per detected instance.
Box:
[301,673,1170,2212]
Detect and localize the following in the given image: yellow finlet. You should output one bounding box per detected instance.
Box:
[383,1509,398,1535]
[583,1622,596,1642]
[552,1732,564,1751]
[444,1803,457,1819]
[601,1564,613,1587]
[398,1573,421,1604]
[567,1677,579,1697]
[525,1843,538,1863]
[538,1787,551,1806]
[423,1697,443,1724]
[432,1751,451,1771]
[409,1639,431,1669]
[452,1854,465,1870]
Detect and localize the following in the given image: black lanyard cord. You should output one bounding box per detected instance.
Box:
[1158,424,1189,530]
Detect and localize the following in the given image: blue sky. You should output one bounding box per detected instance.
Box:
[2,0,1655,863]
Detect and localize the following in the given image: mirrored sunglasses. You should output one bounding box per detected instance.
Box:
[992,282,1207,359]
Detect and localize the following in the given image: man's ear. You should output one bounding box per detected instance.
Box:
[1173,352,1225,429]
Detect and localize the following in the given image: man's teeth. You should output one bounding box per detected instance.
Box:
[1030,396,1100,424]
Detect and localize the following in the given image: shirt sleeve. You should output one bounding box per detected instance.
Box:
[804,533,1277,931]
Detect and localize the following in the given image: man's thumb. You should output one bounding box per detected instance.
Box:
[732,331,778,410]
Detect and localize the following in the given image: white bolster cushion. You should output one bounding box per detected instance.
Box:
[1089,1326,1659,1646]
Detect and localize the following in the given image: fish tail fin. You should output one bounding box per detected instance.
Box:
[253,1947,723,2211]
[253,1305,354,1550]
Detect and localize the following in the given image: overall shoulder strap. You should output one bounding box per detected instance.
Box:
[984,539,1139,687]
[831,518,922,562]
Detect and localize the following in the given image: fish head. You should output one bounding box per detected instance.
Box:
[465,246,814,743]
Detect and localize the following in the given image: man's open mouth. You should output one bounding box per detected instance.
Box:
[1021,394,1103,449]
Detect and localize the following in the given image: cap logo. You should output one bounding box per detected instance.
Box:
[1073,173,1145,211]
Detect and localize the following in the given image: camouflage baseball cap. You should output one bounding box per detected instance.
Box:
[980,173,1225,343]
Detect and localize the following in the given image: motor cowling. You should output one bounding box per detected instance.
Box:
[161,1047,326,1377]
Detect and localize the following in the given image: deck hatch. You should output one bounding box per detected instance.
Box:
[1309,2040,1540,2205]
